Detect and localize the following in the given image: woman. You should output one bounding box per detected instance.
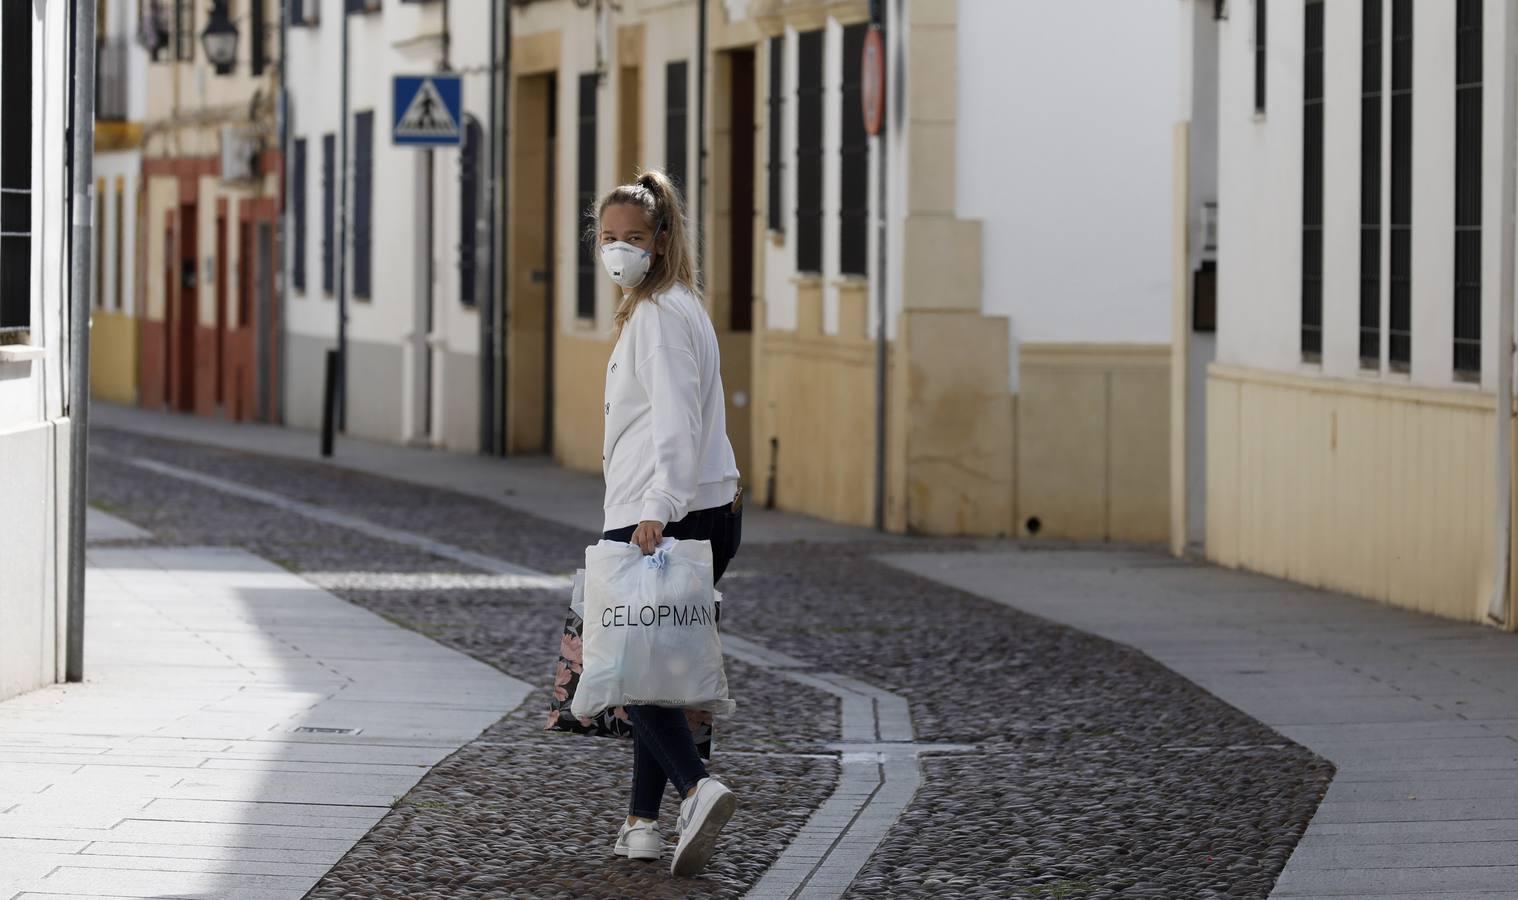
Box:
[595,170,743,877]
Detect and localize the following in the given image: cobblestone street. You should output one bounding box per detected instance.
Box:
[80,425,1334,898]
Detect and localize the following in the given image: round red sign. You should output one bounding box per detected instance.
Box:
[862,27,885,136]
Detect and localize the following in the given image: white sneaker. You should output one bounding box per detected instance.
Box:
[614,819,662,861]
[671,777,737,876]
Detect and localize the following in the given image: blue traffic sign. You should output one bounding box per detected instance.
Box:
[393,74,463,147]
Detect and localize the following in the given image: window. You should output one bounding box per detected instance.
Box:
[0,0,32,333]
[1454,0,1482,377]
[1301,0,1324,359]
[577,74,598,320]
[1390,0,1413,369]
[174,0,194,62]
[1360,0,1383,367]
[251,0,267,76]
[459,116,482,308]
[795,30,824,274]
[665,61,689,191]
[617,64,641,183]
[353,110,374,300]
[321,133,335,294]
[767,34,784,234]
[839,24,868,276]
[1255,0,1267,113]
[292,137,307,292]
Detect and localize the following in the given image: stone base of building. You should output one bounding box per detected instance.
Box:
[0,418,69,701]
[1206,363,1511,623]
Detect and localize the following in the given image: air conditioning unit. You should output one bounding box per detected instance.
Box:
[220,126,260,184]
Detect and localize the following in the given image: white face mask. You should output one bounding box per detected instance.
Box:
[600,241,653,289]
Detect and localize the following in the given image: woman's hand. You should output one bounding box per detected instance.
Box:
[631,520,665,555]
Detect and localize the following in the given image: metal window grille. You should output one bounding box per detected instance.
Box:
[0,0,32,333]
[1255,0,1267,113]
[839,23,868,277]
[577,73,598,321]
[174,0,193,61]
[353,110,374,300]
[1301,0,1324,360]
[795,30,824,274]
[292,138,307,292]
[666,61,689,192]
[459,116,482,309]
[1454,0,1482,377]
[1360,0,1382,366]
[321,133,335,294]
[767,35,784,234]
[1389,0,1413,369]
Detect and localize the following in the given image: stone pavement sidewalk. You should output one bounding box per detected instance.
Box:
[0,535,527,900]
[890,549,1518,899]
[92,402,880,547]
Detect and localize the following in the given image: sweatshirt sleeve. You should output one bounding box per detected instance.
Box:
[635,340,703,526]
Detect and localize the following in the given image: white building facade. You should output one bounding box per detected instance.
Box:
[1,0,81,699]
[1177,0,1518,622]
[284,0,494,451]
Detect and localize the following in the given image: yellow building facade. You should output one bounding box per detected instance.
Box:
[509,0,1174,540]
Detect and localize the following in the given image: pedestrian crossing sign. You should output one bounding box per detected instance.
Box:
[393,74,463,147]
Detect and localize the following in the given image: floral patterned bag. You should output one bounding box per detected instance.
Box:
[545,571,713,759]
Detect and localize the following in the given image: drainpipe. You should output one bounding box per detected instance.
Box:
[66,0,98,683]
[482,0,497,455]
[695,0,708,279]
[276,0,289,423]
[1489,0,1518,625]
[872,0,892,533]
[336,4,350,431]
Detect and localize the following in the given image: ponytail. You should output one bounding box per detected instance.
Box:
[591,169,701,330]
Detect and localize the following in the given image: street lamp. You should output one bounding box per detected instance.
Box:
[201,1,239,75]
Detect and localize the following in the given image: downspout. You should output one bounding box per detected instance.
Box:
[66,0,98,683]
[872,0,891,532]
[482,0,497,454]
[277,0,289,423]
[498,5,513,456]
[696,0,708,279]
[1489,0,1518,625]
[337,3,350,431]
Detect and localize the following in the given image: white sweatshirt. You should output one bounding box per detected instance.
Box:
[602,283,741,531]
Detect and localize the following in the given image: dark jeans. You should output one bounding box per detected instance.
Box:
[603,499,741,819]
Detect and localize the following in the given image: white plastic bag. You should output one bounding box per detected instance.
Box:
[571,538,736,719]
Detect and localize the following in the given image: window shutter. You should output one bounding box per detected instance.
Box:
[1454,0,1483,377]
[666,61,688,191]
[795,30,824,274]
[1301,0,1324,359]
[353,110,374,300]
[322,134,335,294]
[251,0,266,75]
[839,24,868,276]
[578,74,599,320]
[1360,0,1382,367]
[292,138,307,292]
[459,116,481,308]
[767,35,784,234]
[0,0,31,331]
[1389,0,1413,370]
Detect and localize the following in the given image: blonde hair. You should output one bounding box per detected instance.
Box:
[592,170,701,329]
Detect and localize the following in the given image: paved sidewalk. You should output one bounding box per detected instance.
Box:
[889,548,1518,899]
[93,403,883,546]
[0,541,528,900]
